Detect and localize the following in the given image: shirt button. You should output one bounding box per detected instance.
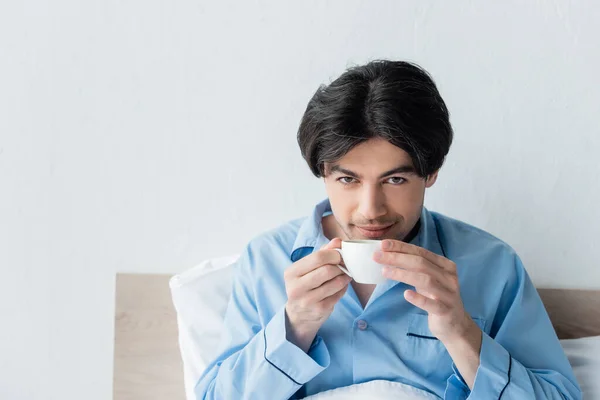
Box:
[357,320,368,330]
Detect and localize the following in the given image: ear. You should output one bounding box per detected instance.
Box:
[425,170,439,188]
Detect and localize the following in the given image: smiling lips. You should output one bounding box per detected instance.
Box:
[355,224,394,238]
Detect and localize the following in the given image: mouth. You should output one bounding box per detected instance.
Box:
[355,224,395,239]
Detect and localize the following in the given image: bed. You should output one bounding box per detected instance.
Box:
[112,273,600,400]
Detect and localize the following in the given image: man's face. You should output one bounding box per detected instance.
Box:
[324,138,438,241]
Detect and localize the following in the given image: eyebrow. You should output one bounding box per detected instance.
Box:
[329,164,417,179]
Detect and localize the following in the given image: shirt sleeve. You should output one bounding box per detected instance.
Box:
[194,246,330,400]
[445,253,582,400]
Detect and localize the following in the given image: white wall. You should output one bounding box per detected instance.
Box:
[1,1,598,399]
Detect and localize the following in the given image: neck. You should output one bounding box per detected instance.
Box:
[402,218,421,243]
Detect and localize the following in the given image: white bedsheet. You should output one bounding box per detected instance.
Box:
[301,380,440,400]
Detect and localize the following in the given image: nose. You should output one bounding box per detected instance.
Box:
[357,184,387,221]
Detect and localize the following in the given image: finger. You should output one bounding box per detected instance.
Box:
[290,242,343,277]
[320,283,349,308]
[381,239,454,271]
[308,274,352,302]
[298,249,343,277]
[375,252,447,282]
[381,267,453,298]
[404,289,447,315]
[299,264,346,290]
[320,237,342,250]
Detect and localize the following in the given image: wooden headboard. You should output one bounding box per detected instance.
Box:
[538,288,600,339]
[112,273,600,400]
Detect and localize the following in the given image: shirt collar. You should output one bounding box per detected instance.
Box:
[290,199,331,262]
[290,199,445,262]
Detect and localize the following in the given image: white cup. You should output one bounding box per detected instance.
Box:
[334,240,387,285]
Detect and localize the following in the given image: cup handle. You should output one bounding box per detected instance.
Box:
[333,248,353,278]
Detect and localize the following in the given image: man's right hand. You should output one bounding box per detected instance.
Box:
[284,238,352,352]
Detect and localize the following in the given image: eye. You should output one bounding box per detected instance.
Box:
[337,176,357,185]
[386,177,406,185]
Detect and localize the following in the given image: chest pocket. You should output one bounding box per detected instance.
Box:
[402,313,487,376]
[407,313,487,338]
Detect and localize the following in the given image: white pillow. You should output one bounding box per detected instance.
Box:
[171,257,600,400]
[301,380,439,400]
[169,254,239,400]
[559,335,600,399]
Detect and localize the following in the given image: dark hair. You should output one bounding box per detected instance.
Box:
[297,60,453,179]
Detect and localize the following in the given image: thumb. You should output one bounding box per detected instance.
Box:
[321,237,342,250]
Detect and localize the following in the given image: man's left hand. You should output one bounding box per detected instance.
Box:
[374,239,479,344]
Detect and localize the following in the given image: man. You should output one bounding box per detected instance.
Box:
[196,60,581,399]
